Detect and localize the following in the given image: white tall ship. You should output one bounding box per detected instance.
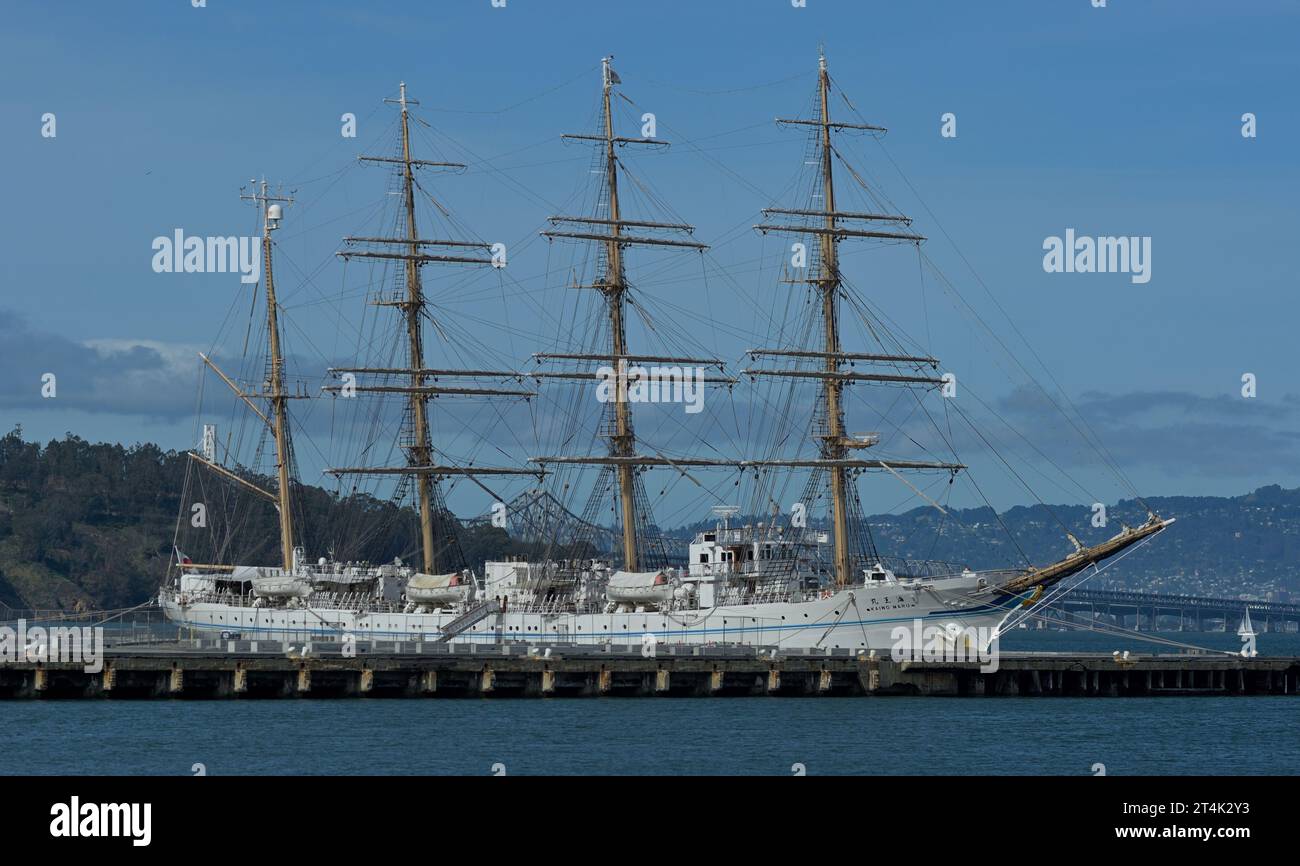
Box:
[160,56,1171,652]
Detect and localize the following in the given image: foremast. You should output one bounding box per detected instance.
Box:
[749,52,1173,592]
[327,82,539,575]
[750,51,960,588]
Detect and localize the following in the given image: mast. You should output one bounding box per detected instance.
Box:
[750,50,952,588]
[533,57,718,572]
[241,180,296,572]
[599,57,639,573]
[742,52,1170,592]
[814,53,854,589]
[328,82,540,575]
[395,82,439,576]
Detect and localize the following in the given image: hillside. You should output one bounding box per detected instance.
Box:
[0,429,531,611]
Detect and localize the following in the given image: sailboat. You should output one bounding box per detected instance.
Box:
[1237,607,1258,657]
[158,58,1173,651]
[1238,607,1256,638]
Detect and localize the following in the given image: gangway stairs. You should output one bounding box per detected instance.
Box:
[434,599,501,643]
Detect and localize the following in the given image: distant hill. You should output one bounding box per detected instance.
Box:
[0,430,1295,610]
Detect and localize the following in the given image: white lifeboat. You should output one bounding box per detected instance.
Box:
[606,570,674,604]
[251,574,312,599]
[406,572,469,606]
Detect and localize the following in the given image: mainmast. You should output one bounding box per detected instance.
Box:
[394,82,439,575]
[327,82,539,576]
[534,58,721,572]
[814,54,854,589]
[600,57,638,572]
[242,180,297,572]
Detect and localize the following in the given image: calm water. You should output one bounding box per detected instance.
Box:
[3,632,1296,776]
[4,696,1298,776]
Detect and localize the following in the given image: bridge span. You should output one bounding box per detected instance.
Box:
[1042,588,1300,632]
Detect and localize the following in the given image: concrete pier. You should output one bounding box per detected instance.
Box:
[1,646,1296,699]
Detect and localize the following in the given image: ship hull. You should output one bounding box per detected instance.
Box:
[159,582,1024,651]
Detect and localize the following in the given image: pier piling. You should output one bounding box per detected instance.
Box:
[1,649,1296,699]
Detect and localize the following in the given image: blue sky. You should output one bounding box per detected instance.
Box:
[1,0,1297,520]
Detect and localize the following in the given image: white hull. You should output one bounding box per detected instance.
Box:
[160,581,1023,652]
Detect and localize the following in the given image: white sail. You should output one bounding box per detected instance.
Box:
[1237,607,1256,637]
